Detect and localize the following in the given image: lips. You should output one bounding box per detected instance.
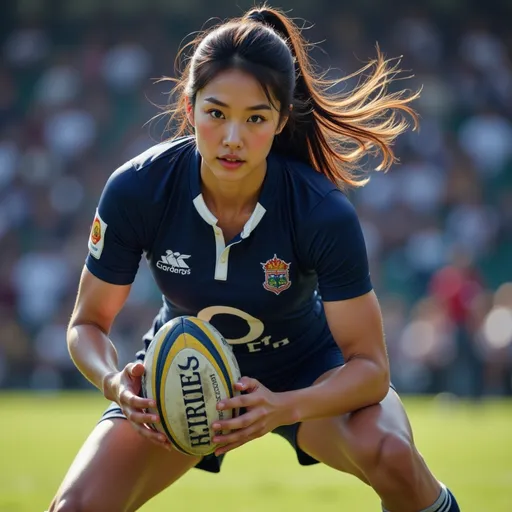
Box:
[218,155,244,162]
[217,157,245,170]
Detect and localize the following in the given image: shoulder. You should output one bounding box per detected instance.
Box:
[303,189,361,246]
[274,154,357,223]
[105,136,196,201]
[277,155,338,197]
[128,136,195,173]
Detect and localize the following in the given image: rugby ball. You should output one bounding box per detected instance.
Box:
[141,316,241,456]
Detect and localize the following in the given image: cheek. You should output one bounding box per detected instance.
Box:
[194,118,218,145]
[250,127,275,151]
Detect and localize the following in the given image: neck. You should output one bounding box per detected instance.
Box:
[200,160,267,216]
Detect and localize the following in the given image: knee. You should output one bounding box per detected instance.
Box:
[352,433,421,487]
[378,434,418,474]
[372,433,423,489]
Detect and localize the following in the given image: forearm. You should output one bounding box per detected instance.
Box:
[282,357,390,423]
[67,324,120,397]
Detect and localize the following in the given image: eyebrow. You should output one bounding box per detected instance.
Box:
[203,96,272,111]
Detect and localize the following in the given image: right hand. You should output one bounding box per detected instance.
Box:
[103,362,173,450]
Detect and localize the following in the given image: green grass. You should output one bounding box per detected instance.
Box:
[0,393,511,511]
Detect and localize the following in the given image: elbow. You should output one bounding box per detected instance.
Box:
[66,320,82,354]
[356,355,390,404]
[66,316,83,347]
[66,318,108,356]
[67,312,109,337]
[372,361,391,403]
[376,366,391,402]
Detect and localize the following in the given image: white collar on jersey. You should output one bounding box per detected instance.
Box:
[192,194,267,239]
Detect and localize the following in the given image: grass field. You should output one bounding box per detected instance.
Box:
[0,393,510,511]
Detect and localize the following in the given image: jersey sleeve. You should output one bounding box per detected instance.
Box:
[302,190,373,301]
[85,161,147,285]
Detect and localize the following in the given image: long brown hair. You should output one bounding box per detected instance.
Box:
[163,4,420,189]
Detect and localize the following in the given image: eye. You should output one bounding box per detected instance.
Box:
[207,109,225,120]
[248,115,266,123]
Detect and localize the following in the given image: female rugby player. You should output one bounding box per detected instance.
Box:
[49,5,460,512]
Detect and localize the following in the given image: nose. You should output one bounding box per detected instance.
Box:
[222,122,243,150]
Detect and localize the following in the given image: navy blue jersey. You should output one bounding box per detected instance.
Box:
[85,137,372,385]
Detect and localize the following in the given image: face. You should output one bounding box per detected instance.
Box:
[187,68,287,185]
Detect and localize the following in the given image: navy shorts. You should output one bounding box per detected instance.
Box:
[99,341,344,473]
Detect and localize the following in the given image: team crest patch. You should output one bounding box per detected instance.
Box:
[88,210,107,260]
[91,217,101,245]
[261,255,291,295]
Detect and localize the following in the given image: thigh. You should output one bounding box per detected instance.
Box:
[297,382,414,479]
[50,419,201,512]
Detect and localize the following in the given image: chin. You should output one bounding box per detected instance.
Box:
[214,169,249,182]
[211,161,251,181]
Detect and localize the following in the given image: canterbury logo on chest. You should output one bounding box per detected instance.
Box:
[157,250,191,275]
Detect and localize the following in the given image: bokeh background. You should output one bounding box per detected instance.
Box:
[1,1,512,511]
[1,0,511,398]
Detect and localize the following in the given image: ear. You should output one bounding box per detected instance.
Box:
[275,104,293,135]
[185,97,195,127]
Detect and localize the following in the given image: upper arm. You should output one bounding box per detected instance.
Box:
[70,266,131,334]
[85,161,146,286]
[304,191,388,371]
[323,291,389,373]
[74,163,151,331]
[304,191,372,301]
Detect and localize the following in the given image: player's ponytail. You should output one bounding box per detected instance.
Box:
[165,4,420,189]
[245,6,420,188]
[243,8,314,168]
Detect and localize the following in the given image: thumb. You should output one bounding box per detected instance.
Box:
[127,362,145,378]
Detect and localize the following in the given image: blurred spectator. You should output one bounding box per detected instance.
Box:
[397,297,457,394]
[458,107,512,177]
[3,24,50,68]
[427,251,486,397]
[102,39,152,93]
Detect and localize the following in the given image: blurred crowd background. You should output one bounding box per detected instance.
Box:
[1,0,511,398]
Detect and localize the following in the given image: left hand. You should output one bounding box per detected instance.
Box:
[211,376,294,456]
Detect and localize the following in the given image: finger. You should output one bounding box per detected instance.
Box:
[235,377,260,392]
[212,409,260,433]
[214,430,263,456]
[120,390,156,411]
[217,392,260,412]
[133,423,173,450]
[213,419,263,446]
[126,409,160,425]
[215,440,245,456]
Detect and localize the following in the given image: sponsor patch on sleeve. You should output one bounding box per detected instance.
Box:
[88,210,107,259]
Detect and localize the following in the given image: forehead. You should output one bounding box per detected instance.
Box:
[197,69,277,108]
